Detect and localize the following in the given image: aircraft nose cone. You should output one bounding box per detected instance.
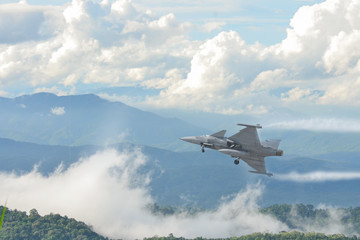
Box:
[180,136,199,145]
[180,136,202,145]
[180,137,192,143]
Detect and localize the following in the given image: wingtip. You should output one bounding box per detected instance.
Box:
[248,170,273,177]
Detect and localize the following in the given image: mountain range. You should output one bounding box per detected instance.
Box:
[1,137,360,208]
[2,93,360,154]
[1,93,360,208]
[0,93,204,151]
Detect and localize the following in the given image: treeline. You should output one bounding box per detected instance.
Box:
[145,232,358,240]
[151,203,360,235]
[0,207,108,240]
[1,204,360,239]
[261,204,360,234]
[149,203,360,240]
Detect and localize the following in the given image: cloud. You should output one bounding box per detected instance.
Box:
[0,0,194,91]
[317,75,360,106]
[2,0,360,117]
[0,148,289,239]
[250,68,288,92]
[144,31,270,114]
[0,3,63,44]
[0,90,10,97]
[141,0,360,115]
[0,148,358,238]
[288,204,357,236]
[275,171,360,182]
[35,86,74,96]
[280,87,321,102]
[50,106,66,115]
[145,0,360,113]
[268,118,360,132]
[202,22,227,33]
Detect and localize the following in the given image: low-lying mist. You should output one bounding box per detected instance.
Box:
[0,148,357,239]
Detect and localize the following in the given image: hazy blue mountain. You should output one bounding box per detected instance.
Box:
[2,92,360,208]
[1,138,360,208]
[260,129,360,156]
[2,92,360,155]
[0,138,97,173]
[0,93,206,150]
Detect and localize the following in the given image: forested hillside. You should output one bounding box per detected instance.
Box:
[261,203,360,234]
[145,232,358,240]
[1,204,360,239]
[150,203,360,239]
[0,207,107,240]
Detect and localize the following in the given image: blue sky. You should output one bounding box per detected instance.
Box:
[1,0,360,129]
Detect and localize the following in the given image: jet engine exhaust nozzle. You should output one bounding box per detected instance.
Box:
[276,150,284,156]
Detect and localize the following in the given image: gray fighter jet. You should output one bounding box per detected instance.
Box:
[180,123,283,176]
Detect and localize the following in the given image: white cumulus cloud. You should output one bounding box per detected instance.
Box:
[139,0,360,115]
[0,0,194,92]
[51,106,66,115]
[2,0,360,117]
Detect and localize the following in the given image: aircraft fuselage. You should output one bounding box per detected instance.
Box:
[180,135,231,150]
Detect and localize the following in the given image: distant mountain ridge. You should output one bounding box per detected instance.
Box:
[3,204,360,239]
[1,137,360,208]
[2,92,360,155]
[0,92,205,150]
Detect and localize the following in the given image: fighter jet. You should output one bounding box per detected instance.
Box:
[180,123,283,176]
